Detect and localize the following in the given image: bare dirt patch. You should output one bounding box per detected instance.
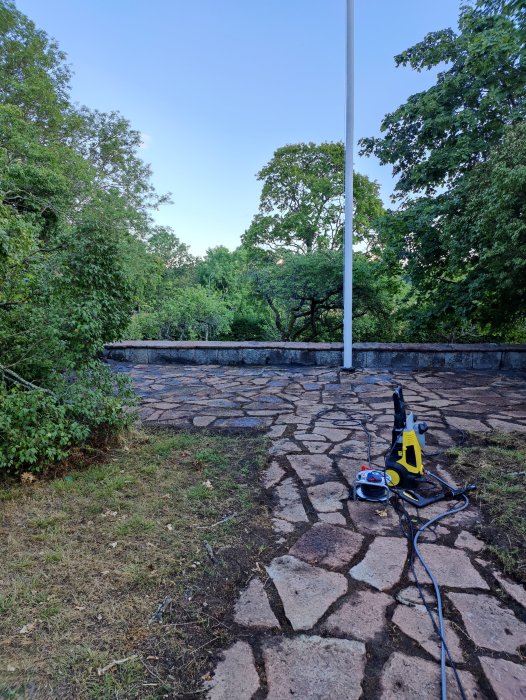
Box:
[0,429,274,698]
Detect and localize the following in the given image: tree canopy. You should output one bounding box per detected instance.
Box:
[360,0,526,340]
[242,142,384,253]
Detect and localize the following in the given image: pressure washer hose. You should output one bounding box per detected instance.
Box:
[412,494,470,700]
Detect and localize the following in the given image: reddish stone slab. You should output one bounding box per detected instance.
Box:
[288,522,363,569]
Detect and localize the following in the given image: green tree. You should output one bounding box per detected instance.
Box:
[360,0,526,339]
[251,251,401,342]
[243,142,384,253]
[147,227,194,269]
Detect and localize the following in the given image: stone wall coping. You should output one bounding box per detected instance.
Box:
[106,340,526,353]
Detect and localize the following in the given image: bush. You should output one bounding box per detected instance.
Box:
[0,388,86,473]
[126,287,233,341]
[0,364,136,474]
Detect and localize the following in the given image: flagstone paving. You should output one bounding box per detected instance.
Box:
[110,361,526,699]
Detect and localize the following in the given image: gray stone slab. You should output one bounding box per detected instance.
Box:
[204,640,260,699]
[493,570,526,608]
[233,578,280,629]
[479,656,526,700]
[350,537,407,591]
[413,544,489,589]
[454,530,484,552]
[287,454,337,485]
[448,592,526,653]
[263,635,366,700]
[274,478,309,523]
[266,555,347,630]
[262,461,285,489]
[392,604,463,662]
[307,481,348,512]
[323,589,392,641]
[380,652,484,700]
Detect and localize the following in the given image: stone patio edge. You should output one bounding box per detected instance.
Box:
[104,341,526,370]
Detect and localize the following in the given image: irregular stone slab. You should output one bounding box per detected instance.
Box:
[488,418,526,433]
[380,652,483,700]
[347,500,400,536]
[396,586,436,608]
[271,517,295,534]
[318,511,346,525]
[274,478,308,523]
[269,439,301,456]
[323,589,392,641]
[267,424,286,438]
[448,592,526,653]
[233,578,280,629]
[307,481,348,512]
[263,635,366,700]
[445,415,490,432]
[215,416,269,428]
[479,656,526,700]
[266,555,347,630]
[289,522,363,569]
[204,640,260,699]
[287,454,336,485]
[302,441,331,453]
[193,415,216,427]
[413,544,489,589]
[329,438,369,458]
[392,604,463,662]
[350,537,407,591]
[312,427,350,443]
[454,530,484,552]
[493,570,526,608]
[262,461,285,489]
[295,432,327,441]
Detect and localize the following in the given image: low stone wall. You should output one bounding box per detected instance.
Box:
[104,340,526,370]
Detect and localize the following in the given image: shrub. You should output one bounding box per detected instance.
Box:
[0,387,86,473]
[0,364,136,474]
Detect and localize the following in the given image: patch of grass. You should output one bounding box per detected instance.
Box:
[0,429,271,699]
[114,514,156,537]
[446,431,526,581]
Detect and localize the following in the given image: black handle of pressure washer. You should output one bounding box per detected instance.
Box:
[393,386,407,430]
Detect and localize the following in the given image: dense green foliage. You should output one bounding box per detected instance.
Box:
[361,0,526,340]
[0,1,145,471]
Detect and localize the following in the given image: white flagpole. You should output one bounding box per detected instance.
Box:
[343,0,354,369]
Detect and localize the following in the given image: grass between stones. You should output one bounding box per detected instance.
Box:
[0,429,273,699]
[446,431,526,582]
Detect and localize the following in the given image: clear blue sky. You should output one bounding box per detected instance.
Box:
[17,0,460,256]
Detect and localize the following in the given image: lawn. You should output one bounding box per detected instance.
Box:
[446,431,526,582]
[0,429,273,699]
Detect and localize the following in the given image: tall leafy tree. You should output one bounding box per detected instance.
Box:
[243,142,384,253]
[360,0,526,339]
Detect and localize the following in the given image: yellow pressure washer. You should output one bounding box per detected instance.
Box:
[353,386,476,508]
[384,386,476,508]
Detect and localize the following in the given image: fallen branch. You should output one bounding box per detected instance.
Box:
[196,512,238,530]
[149,595,173,624]
[204,541,217,564]
[1,366,54,395]
[97,654,138,676]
